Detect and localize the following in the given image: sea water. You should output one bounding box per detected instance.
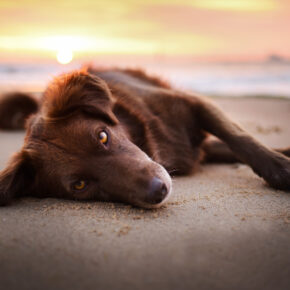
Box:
[0,61,289,98]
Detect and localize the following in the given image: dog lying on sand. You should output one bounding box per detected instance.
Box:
[0,67,289,208]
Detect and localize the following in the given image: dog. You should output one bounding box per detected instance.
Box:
[0,67,289,208]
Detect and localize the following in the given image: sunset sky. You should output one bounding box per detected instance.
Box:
[0,0,290,62]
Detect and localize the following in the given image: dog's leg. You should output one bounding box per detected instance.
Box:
[0,92,38,130]
[202,139,241,163]
[203,139,290,163]
[194,97,290,190]
[276,147,290,158]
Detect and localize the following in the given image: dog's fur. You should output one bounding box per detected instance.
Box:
[0,67,289,208]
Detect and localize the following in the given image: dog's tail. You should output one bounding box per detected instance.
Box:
[203,139,290,163]
[0,92,38,130]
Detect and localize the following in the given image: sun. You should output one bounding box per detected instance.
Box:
[56,48,73,64]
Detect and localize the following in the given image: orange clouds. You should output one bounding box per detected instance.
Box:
[0,0,289,60]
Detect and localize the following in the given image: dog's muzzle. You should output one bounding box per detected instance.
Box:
[142,166,172,208]
[147,177,169,204]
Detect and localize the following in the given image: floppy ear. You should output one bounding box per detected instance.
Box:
[42,71,118,124]
[0,151,35,206]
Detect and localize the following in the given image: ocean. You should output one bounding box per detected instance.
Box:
[0,61,290,98]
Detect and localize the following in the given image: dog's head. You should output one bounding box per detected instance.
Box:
[0,71,172,208]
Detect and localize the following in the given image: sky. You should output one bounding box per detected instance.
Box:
[0,0,290,62]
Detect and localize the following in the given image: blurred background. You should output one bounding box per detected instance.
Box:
[0,0,290,98]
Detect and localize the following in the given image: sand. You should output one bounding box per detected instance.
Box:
[0,98,290,290]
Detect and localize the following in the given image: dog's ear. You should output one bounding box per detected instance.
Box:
[42,71,118,124]
[0,151,36,206]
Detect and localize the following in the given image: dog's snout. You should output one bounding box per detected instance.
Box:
[147,177,168,204]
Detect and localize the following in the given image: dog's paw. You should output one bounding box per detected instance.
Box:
[264,154,290,191]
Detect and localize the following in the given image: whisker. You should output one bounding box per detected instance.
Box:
[167,168,179,175]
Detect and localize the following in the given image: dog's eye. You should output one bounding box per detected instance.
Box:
[98,130,108,145]
[72,180,87,191]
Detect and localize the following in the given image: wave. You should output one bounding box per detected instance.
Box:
[0,62,290,98]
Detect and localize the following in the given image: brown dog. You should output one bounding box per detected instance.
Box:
[0,67,289,208]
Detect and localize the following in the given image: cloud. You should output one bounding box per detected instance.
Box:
[0,0,289,58]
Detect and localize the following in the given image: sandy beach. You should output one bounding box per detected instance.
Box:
[0,97,290,290]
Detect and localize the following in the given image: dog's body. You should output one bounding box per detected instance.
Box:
[0,67,289,208]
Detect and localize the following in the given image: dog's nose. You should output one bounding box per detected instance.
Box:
[147,177,168,204]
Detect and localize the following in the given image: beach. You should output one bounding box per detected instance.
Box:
[0,97,289,290]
